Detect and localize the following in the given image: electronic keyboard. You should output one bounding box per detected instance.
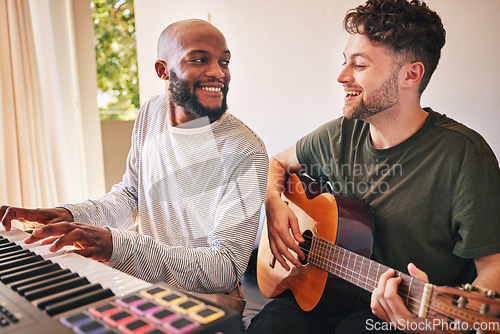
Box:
[0,226,242,334]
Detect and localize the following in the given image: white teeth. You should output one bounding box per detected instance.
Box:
[200,86,221,92]
[347,91,361,96]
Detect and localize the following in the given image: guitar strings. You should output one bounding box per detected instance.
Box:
[269,221,488,325]
[296,241,462,322]
[297,234,464,319]
[296,238,429,312]
[304,235,500,324]
[303,235,464,311]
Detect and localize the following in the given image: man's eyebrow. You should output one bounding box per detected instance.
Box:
[188,50,231,55]
[187,50,208,55]
[342,52,372,60]
[349,52,372,61]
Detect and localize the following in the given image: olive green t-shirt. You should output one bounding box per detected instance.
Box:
[296,108,500,288]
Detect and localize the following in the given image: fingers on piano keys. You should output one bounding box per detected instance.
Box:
[0,228,149,317]
[1,227,241,334]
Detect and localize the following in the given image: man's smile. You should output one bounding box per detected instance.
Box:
[199,86,223,92]
[344,89,362,102]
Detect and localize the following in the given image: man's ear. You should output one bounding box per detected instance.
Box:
[155,60,169,80]
[402,61,425,89]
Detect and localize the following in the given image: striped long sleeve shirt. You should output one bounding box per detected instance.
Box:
[63,95,268,294]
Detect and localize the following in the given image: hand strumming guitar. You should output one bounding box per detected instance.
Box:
[265,144,306,271]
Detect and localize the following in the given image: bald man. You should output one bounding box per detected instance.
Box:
[1,19,268,312]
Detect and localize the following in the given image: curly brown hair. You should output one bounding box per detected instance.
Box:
[344,0,446,95]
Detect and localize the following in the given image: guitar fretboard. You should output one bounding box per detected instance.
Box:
[307,234,425,315]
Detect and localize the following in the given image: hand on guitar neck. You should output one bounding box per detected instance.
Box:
[371,264,432,333]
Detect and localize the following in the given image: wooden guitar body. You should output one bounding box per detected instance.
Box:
[257,172,374,311]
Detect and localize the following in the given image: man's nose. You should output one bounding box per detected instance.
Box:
[337,65,353,84]
[206,61,225,79]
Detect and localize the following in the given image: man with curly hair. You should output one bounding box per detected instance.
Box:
[247,0,500,333]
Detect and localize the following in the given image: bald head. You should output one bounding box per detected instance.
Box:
[157,19,226,61]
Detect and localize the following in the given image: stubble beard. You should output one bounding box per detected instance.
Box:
[344,72,400,121]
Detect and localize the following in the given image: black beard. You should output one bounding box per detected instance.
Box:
[169,70,228,120]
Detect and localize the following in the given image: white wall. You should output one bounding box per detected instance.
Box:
[134,0,500,158]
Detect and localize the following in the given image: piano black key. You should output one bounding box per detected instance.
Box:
[0,250,34,263]
[0,260,53,283]
[0,242,21,250]
[0,242,19,252]
[10,268,71,290]
[1,226,152,332]
[44,288,115,316]
[17,271,79,294]
[24,276,91,301]
[0,248,31,260]
[36,283,104,309]
[0,254,43,271]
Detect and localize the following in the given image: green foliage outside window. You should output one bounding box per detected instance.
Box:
[92,0,139,120]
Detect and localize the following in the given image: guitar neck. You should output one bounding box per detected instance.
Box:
[308,235,427,315]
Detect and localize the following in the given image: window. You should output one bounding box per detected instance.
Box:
[91,0,139,120]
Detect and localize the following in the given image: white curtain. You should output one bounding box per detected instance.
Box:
[0,0,105,210]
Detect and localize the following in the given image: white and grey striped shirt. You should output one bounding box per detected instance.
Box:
[63,95,268,294]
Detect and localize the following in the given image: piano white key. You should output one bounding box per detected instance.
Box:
[1,227,151,296]
[45,253,150,295]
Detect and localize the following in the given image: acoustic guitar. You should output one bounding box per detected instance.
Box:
[257,172,500,333]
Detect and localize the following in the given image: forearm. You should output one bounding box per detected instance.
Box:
[108,229,249,294]
[265,145,302,204]
[265,157,288,202]
[472,253,500,319]
[473,253,500,292]
[62,182,138,230]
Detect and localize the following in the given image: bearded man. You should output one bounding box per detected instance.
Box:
[1,19,268,313]
[247,0,500,333]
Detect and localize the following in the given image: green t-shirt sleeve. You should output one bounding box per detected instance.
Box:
[296,130,322,179]
[296,119,341,182]
[451,152,500,258]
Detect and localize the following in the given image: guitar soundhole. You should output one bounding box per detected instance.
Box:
[299,230,313,265]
